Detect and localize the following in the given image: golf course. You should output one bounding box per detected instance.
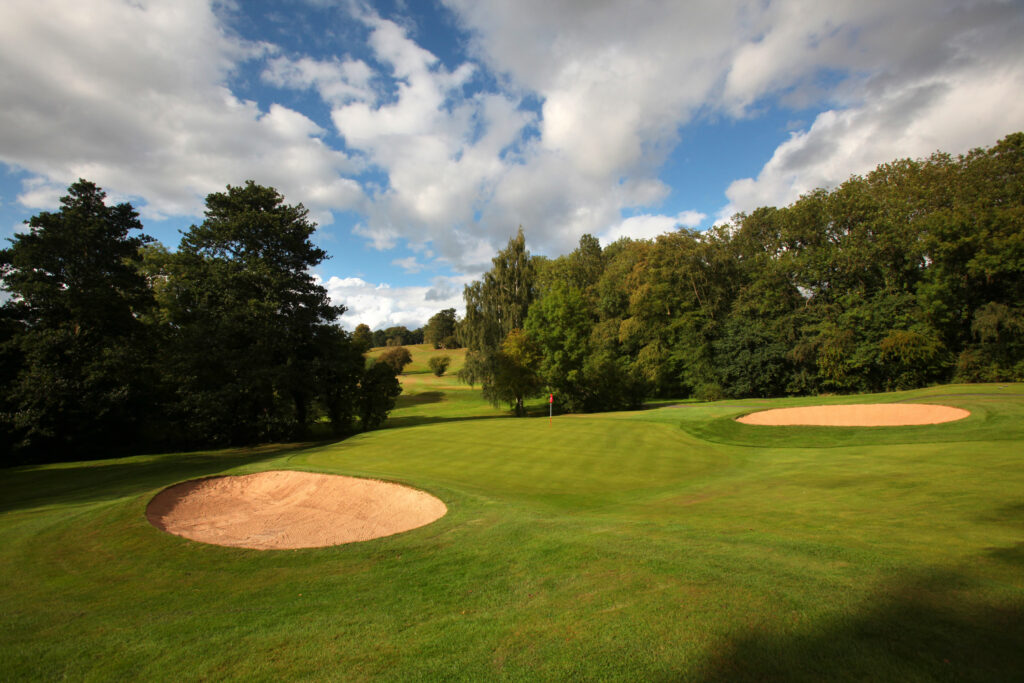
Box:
[1,344,1021,680]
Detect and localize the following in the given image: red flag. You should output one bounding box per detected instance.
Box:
[549,394,553,404]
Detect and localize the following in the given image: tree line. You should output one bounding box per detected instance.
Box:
[460,132,1024,414]
[0,181,402,464]
[352,307,462,351]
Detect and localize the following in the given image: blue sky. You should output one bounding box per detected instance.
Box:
[2,0,1023,329]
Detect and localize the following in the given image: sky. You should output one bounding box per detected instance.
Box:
[2,0,1023,330]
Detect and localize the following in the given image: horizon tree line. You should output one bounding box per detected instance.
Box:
[460,132,1024,414]
[2,131,1021,460]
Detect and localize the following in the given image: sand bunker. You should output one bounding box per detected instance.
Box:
[146,470,447,550]
[736,403,970,427]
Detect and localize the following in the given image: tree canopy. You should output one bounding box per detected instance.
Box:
[463,132,1024,414]
[3,132,1023,457]
[0,180,156,458]
[1,180,400,463]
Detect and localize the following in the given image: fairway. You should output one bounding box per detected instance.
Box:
[2,376,1023,680]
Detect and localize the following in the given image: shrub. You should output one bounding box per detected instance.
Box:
[695,383,724,402]
[428,355,451,377]
[378,346,413,374]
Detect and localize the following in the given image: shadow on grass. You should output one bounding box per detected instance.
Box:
[380,413,510,430]
[694,565,1024,682]
[987,543,1024,567]
[0,441,331,515]
[394,391,445,407]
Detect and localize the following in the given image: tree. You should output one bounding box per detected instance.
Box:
[378,346,413,374]
[460,228,536,355]
[428,355,451,376]
[492,329,545,415]
[359,362,402,430]
[158,180,351,445]
[424,308,459,348]
[383,325,414,346]
[459,229,538,400]
[525,283,593,411]
[0,180,156,460]
[352,323,373,353]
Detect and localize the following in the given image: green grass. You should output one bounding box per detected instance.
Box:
[2,383,1023,680]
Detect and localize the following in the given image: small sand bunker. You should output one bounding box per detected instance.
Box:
[736,403,970,427]
[146,470,447,549]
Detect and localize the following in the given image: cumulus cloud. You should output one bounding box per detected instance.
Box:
[392,256,425,273]
[600,210,706,246]
[262,55,375,106]
[717,0,1024,216]
[445,0,1024,231]
[3,0,1023,286]
[319,274,471,330]
[0,0,365,225]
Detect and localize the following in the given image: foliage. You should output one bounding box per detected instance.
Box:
[458,228,540,414]
[427,355,451,377]
[358,361,402,430]
[352,323,373,353]
[488,330,545,415]
[0,180,156,460]
[424,308,460,349]
[378,346,414,374]
[464,132,1024,411]
[150,180,352,445]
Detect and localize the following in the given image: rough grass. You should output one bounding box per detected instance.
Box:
[2,382,1023,680]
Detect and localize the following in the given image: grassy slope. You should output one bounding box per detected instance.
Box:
[1,380,1022,681]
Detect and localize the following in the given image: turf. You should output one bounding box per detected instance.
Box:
[2,380,1022,681]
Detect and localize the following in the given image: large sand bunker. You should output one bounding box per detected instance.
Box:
[736,403,970,426]
[146,470,447,549]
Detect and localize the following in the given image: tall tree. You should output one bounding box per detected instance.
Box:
[158,181,351,444]
[459,229,539,411]
[0,180,155,460]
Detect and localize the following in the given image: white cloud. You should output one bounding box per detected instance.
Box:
[392,256,425,273]
[262,55,375,106]
[4,0,1022,279]
[445,0,1024,240]
[600,210,707,246]
[320,273,471,330]
[16,177,67,211]
[719,0,1024,215]
[0,0,366,228]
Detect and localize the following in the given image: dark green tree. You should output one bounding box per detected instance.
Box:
[352,323,374,353]
[490,329,545,415]
[424,308,459,348]
[158,180,350,445]
[358,361,402,430]
[0,180,156,461]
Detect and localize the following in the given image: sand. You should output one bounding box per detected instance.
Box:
[146,470,447,550]
[736,403,970,426]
